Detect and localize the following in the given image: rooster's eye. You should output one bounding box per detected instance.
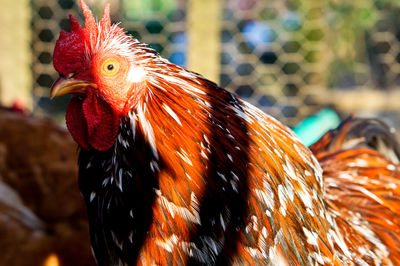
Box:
[101,58,120,77]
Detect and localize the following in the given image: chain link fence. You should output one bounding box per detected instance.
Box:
[31,0,400,128]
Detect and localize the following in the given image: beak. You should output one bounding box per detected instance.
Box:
[50,77,97,99]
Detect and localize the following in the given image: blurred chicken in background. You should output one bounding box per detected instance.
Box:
[0,106,94,266]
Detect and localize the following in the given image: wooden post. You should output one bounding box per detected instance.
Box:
[0,0,32,109]
[187,0,221,84]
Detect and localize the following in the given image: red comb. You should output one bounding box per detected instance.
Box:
[54,0,123,75]
[69,14,81,32]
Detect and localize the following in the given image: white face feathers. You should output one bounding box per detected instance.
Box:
[127,65,147,83]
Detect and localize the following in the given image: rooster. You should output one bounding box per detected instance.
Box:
[50,1,400,265]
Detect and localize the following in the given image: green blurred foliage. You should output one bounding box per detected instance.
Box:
[123,0,177,20]
[290,0,400,87]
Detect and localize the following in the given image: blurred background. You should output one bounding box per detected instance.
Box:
[1,0,400,265]
[27,0,400,132]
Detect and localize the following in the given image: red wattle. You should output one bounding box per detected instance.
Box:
[83,90,120,151]
[66,96,89,150]
[66,91,119,151]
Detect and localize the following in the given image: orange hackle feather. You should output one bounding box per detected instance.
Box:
[52,1,400,265]
[100,3,111,30]
[79,0,97,37]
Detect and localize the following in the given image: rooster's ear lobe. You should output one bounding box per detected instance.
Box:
[79,0,98,36]
[100,3,111,31]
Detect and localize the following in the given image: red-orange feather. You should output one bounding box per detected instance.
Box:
[310,117,400,265]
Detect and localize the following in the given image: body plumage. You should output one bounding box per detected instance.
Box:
[50,1,400,265]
